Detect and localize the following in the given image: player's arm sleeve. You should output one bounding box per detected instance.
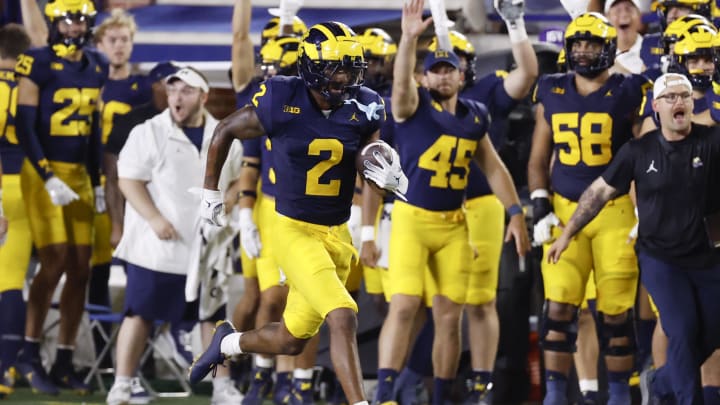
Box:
[15,51,53,180]
[117,123,156,182]
[488,72,520,117]
[87,110,102,186]
[15,104,52,180]
[600,142,634,194]
[250,80,274,135]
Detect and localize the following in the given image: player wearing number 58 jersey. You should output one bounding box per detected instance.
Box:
[527,12,650,405]
[12,0,107,395]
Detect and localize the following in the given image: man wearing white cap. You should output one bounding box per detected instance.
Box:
[107,66,244,405]
[548,73,720,405]
[605,0,645,73]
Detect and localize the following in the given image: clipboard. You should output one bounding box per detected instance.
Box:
[704,211,720,248]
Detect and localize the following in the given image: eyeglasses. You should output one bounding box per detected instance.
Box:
[657,92,692,104]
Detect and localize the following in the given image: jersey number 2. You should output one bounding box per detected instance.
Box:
[552,112,612,166]
[306,138,343,197]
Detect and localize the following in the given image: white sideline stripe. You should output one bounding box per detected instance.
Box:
[135,31,257,45]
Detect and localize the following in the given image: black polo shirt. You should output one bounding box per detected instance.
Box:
[602,124,720,268]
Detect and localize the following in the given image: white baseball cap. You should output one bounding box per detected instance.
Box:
[653,73,693,99]
[604,0,641,14]
[165,67,209,93]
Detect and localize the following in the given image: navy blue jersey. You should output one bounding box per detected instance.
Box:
[239,79,276,197]
[395,87,489,211]
[252,76,384,225]
[15,46,107,164]
[534,72,650,201]
[462,70,518,199]
[640,33,663,73]
[100,74,151,144]
[0,68,24,174]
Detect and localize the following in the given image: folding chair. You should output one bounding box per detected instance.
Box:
[82,313,193,398]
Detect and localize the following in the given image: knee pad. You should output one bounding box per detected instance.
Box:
[598,310,636,357]
[540,301,579,353]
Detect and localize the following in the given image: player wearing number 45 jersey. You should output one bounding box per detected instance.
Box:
[190,22,406,405]
[371,2,530,405]
[13,0,107,396]
[527,12,650,405]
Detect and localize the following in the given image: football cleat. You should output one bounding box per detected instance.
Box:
[188,320,236,384]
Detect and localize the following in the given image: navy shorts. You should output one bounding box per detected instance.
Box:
[124,262,187,323]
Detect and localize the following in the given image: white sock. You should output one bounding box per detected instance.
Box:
[115,376,132,386]
[353,401,369,405]
[220,332,243,356]
[255,356,274,368]
[293,368,313,380]
[213,376,231,390]
[579,378,599,392]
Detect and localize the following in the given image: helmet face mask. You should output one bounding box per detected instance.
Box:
[298,22,367,107]
[45,0,96,57]
[564,12,617,78]
[667,22,717,90]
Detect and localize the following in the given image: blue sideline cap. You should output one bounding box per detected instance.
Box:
[148,62,179,83]
[423,50,460,72]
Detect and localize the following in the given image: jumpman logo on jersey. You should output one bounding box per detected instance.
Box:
[344,99,383,121]
[349,112,359,122]
[646,160,658,173]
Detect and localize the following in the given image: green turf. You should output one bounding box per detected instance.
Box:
[1,380,214,404]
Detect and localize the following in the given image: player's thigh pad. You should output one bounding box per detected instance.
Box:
[589,196,639,315]
[465,195,504,305]
[0,175,33,292]
[273,215,358,339]
[541,195,594,306]
[21,160,93,247]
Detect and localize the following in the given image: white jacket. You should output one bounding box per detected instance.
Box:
[115,108,242,275]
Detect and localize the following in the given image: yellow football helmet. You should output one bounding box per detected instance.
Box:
[358,28,397,60]
[669,22,717,89]
[261,16,307,45]
[259,36,301,77]
[428,31,476,86]
[44,0,96,57]
[662,14,713,50]
[564,12,617,78]
[298,21,366,106]
[656,0,712,28]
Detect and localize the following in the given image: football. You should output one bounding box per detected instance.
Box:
[356,141,394,180]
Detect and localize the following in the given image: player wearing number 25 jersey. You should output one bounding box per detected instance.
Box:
[12,0,107,395]
[527,12,650,405]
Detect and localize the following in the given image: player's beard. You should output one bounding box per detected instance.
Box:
[428,86,456,101]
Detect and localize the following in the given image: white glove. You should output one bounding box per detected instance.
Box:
[559,0,589,19]
[239,207,262,259]
[44,176,79,206]
[348,204,362,250]
[94,186,106,213]
[268,0,303,27]
[363,145,409,201]
[533,212,561,246]
[494,0,524,24]
[628,207,639,242]
[200,188,226,227]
